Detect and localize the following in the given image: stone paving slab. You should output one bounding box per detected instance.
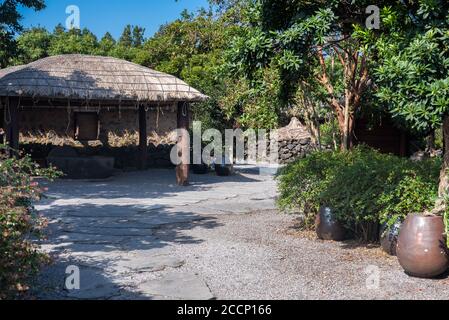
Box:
[138,273,215,300]
[65,267,122,300]
[34,167,276,300]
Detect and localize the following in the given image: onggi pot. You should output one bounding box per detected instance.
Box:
[215,164,234,176]
[316,207,347,241]
[397,214,449,278]
[380,219,402,256]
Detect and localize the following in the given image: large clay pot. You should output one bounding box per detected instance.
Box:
[192,163,209,174]
[397,214,449,278]
[380,220,402,256]
[215,164,234,176]
[316,207,347,241]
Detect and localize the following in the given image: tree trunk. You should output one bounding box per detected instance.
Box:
[426,130,436,155]
[296,83,321,150]
[300,85,321,150]
[342,90,351,151]
[438,115,449,197]
[316,46,367,152]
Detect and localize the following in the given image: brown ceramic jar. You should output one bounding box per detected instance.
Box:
[316,207,347,241]
[397,214,449,278]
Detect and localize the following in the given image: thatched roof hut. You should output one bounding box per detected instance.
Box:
[0,54,208,103]
[0,55,207,184]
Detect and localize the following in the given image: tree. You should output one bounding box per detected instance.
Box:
[225,0,389,150]
[118,25,133,47]
[15,27,51,64]
[373,2,449,198]
[0,0,45,67]
[99,32,116,55]
[132,26,145,47]
[80,28,99,54]
[219,65,281,129]
[48,26,99,55]
[142,7,241,130]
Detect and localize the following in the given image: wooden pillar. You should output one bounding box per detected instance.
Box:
[138,105,148,170]
[6,97,19,157]
[176,101,190,186]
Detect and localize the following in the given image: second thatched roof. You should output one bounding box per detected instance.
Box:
[0,54,208,103]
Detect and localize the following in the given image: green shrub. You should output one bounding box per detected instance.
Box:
[276,149,353,228]
[319,119,340,149]
[276,146,440,242]
[0,147,61,299]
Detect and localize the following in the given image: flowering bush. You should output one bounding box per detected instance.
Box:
[0,146,61,299]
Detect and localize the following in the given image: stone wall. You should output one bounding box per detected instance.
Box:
[275,117,315,164]
[21,143,176,170]
[277,137,314,164]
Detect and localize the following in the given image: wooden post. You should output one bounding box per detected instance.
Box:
[138,105,148,170]
[176,101,190,186]
[6,97,19,158]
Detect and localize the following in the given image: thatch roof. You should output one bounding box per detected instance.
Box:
[277,117,311,141]
[0,54,208,103]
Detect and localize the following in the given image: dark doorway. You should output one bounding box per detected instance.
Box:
[0,107,4,145]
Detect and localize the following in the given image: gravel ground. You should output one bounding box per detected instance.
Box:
[162,210,449,300]
[32,168,449,300]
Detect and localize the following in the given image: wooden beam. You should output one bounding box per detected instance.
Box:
[176,101,190,186]
[6,98,19,157]
[138,105,148,170]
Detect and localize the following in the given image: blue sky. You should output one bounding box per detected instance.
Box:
[19,0,210,39]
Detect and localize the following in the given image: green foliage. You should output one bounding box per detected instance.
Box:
[220,66,280,129]
[378,174,438,226]
[0,147,62,299]
[223,0,392,146]
[0,0,45,67]
[14,22,149,65]
[14,27,51,64]
[118,25,133,47]
[48,27,100,56]
[319,118,340,149]
[276,147,440,241]
[98,32,116,55]
[142,7,243,130]
[373,2,449,133]
[276,148,347,229]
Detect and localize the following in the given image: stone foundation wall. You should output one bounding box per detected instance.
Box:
[276,137,314,164]
[22,143,175,170]
[274,118,315,164]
